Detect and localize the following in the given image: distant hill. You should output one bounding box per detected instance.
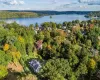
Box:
[0,11,40,19]
[0,10,93,19]
[85,11,100,18]
[7,10,92,15]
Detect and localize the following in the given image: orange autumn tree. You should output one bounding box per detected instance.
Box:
[7,62,23,72]
[47,45,52,50]
[55,29,66,44]
[3,44,10,51]
[57,29,66,37]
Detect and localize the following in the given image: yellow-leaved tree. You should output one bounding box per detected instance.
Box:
[0,65,8,79]
[11,51,21,62]
[7,50,23,72]
[3,43,10,51]
[18,36,25,43]
[89,59,96,69]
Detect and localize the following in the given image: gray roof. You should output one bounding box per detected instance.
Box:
[29,60,42,72]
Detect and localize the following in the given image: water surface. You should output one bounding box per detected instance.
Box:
[1,14,90,26]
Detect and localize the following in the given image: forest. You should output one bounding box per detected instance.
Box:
[8,10,91,15]
[0,19,100,80]
[85,11,100,18]
[0,10,92,19]
[0,11,40,19]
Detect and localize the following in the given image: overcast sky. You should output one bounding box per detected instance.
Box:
[0,0,100,11]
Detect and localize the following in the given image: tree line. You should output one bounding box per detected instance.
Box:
[0,11,40,19]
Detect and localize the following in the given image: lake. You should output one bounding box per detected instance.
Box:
[1,14,90,26]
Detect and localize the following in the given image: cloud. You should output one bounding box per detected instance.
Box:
[0,0,25,5]
[19,0,24,4]
[79,0,100,5]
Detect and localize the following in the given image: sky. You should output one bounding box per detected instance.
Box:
[0,0,100,11]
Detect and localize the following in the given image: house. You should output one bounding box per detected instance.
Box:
[36,40,43,50]
[90,48,99,57]
[34,30,37,34]
[89,24,94,29]
[62,26,66,30]
[35,27,39,31]
[47,27,52,30]
[82,31,86,35]
[67,30,71,33]
[98,36,100,40]
[39,27,44,31]
[96,70,100,79]
[29,60,41,73]
[72,24,80,32]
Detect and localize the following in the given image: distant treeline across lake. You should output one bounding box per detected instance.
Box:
[8,10,92,15]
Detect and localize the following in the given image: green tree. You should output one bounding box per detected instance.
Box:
[40,58,71,80]
[0,65,8,79]
[85,40,92,48]
[0,50,12,66]
[29,24,34,30]
[35,23,39,28]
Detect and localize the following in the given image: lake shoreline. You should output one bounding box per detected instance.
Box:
[0,14,90,26]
